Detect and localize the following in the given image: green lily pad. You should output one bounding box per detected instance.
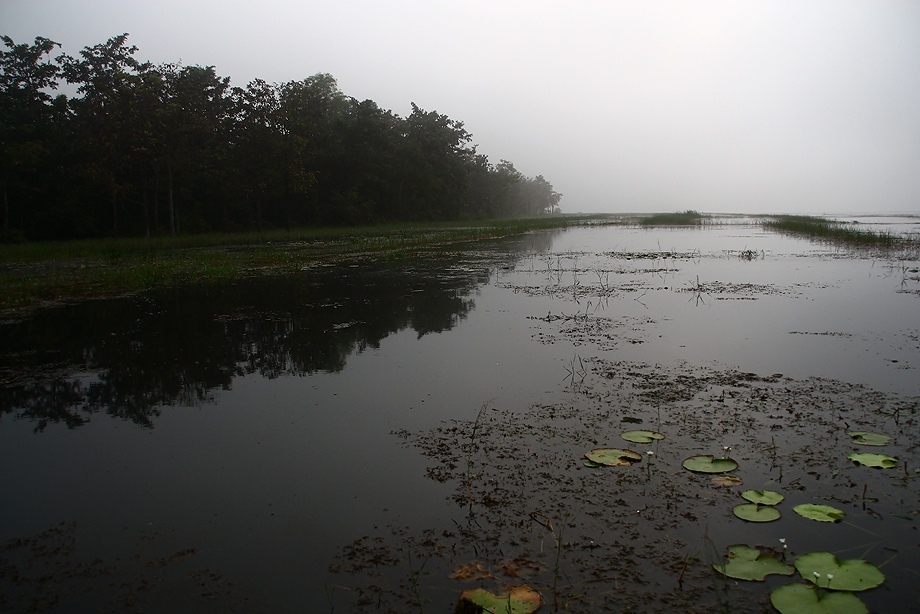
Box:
[585,448,642,467]
[682,455,738,474]
[733,503,782,522]
[770,583,867,614]
[712,544,794,581]
[847,452,898,468]
[848,431,891,446]
[457,584,542,614]
[741,489,784,506]
[583,460,603,468]
[621,429,665,444]
[793,504,845,523]
[794,551,885,591]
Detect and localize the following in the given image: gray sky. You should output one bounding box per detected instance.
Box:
[4,0,920,215]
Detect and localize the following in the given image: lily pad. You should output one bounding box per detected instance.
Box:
[711,475,743,487]
[713,544,794,581]
[741,489,784,506]
[770,583,867,614]
[793,504,845,523]
[847,452,898,468]
[794,551,885,591]
[733,503,781,522]
[682,455,738,474]
[620,429,665,444]
[583,460,604,468]
[456,584,542,614]
[585,448,642,467]
[848,431,892,447]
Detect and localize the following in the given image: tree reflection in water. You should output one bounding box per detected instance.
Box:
[0,255,506,430]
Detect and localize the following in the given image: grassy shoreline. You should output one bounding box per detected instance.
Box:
[0,216,613,317]
[762,214,914,248]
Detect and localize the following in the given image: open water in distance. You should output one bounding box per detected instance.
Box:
[1,217,918,611]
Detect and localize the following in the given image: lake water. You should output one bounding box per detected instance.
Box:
[2,218,918,612]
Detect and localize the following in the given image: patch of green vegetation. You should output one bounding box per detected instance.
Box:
[639,210,708,226]
[713,545,794,581]
[763,214,913,248]
[0,217,604,316]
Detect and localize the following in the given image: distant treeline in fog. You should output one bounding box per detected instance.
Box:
[1,34,561,240]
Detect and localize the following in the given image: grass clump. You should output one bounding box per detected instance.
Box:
[763,215,905,248]
[640,210,708,226]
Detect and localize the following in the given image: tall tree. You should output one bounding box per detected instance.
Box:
[156,63,230,234]
[0,35,61,236]
[59,33,151,235]
[398,103,475,220]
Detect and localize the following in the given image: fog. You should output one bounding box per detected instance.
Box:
[4,0,919,214]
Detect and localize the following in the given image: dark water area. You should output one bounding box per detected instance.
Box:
[1,220,918,612]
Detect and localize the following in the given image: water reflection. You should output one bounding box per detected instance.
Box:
[0,256,509,430]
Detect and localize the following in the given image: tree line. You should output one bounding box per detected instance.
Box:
[1,34,562,241]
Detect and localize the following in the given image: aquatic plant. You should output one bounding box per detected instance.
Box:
[640,210,708,226]
[620,429,665,444]
[793,504,845,523]
[794,552,885,591]
[847,452,898,468]
[732,504,781,522]
[455,584,541,614]
[682,454,738,474]
[848,431,892,446]
[770,583,868,614]
[584,448,642,467]
[712,544,794,581]
[763,214,911,248]
[740,489,784,505]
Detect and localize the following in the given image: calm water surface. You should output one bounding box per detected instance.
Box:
[1,219,918,611]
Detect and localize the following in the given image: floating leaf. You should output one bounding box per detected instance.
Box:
[733,503,781,522]
[770,583,867,614]
[793,504,845,523]
[794,552,885,592]
[848,431,891,447]
[456,584,542,614]
[712,544,794,581]
[451,561,494,581]
[847,452,898,468]
[682,455,738,474]
[585,448,642,467]
[583,460,603,468]
[741,489,784,506]
[711,475,743,487]
[621,430,665,444]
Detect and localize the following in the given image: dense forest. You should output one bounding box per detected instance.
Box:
[0,34,562,241]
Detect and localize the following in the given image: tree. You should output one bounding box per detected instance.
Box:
[397,103,475,220]
[156,63,230,234]
[0,35,61,236]
[59,33,152,235]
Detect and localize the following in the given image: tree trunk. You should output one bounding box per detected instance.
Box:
[167,156,176,236]
[111,188,118,236]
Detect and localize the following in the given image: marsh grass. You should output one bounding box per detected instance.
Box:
[0,217,601,315]
[640,210,709,226]
[763,214,914,249]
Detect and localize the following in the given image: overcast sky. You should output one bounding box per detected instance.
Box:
[4,0,919,215]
